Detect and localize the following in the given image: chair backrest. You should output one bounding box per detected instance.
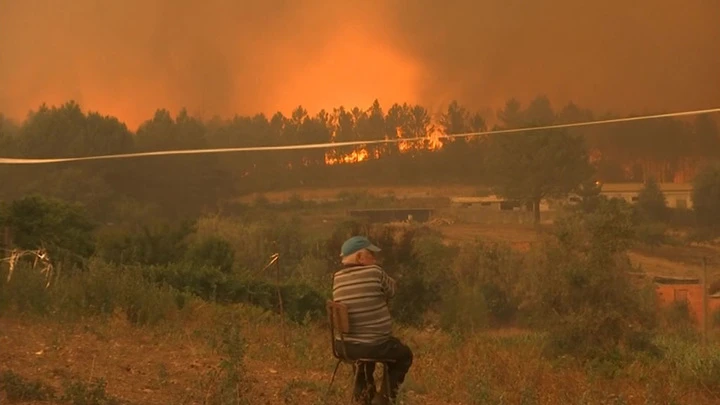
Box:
[327,300,350,334]
[326,300,350,359]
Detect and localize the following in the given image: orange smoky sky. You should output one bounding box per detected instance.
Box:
[0,0,718,131]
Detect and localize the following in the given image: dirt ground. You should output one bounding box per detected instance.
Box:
[0,313,453,405]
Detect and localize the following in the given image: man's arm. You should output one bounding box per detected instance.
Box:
[379,269,396,299]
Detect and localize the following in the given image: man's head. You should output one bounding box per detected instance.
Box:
[340,235,381,265]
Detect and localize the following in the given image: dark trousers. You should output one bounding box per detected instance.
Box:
[335,337,413,403]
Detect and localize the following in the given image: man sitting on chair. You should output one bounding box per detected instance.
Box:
[332,236,413,404]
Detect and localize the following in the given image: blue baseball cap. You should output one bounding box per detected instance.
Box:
[340,236,381,257]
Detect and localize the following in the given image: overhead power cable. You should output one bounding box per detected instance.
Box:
[1,107,718,165]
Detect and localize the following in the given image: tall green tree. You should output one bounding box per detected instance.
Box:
[357,100,386,159]
[486,96,594,224]
[635,177,668,222]
[3,102,134,218]
[117,109,234,219]
[438,100,487,181]
[17,101,133,158]
[692,162,720,231]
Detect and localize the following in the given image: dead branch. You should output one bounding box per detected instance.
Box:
[1,247,54,288]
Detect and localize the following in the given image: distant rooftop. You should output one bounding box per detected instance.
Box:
[600,182,692,193]
[652,275,700,285]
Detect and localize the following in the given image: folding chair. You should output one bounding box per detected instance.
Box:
[324,300,394,404]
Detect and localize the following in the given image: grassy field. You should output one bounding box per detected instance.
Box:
[233,185,482,204]
[3,300,720,405]
[434,221,720,281]
[4,190,720,404]
[236,184,720,281]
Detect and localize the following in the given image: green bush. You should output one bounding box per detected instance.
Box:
[144,262,229,302]
[450,241,523,327]
[635,222,667,247]
[692,161,720,232]
[526,199,659,363]
[325,221,457,326]
[635,177,668,223]
[186,236,235,274]
[659,336,720,395]
[195,215,310,273]
[144,263,327,323]
[223,279,326,323]
[390,231,456,326]
[0,261,185,325]
[0,370,56,402]
[439,282,490,334]
[3,195,96,270]
[0,263,53,315]
[97,220,195,266]
[662,300,698,340]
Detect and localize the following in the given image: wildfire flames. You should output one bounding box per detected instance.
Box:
[325,148,371,165]
[325,127,444,165]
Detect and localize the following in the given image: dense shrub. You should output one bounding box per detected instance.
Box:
[448,241,523,328]
[661,300,698,340]
[326,220,455,325]
[98,220,196,266]
[439,282,490,334]
[692,161,720,233]
[390,231,457,325]
[143,263,327,323]
[0,192,676,349]
[194,215,311,274]
[634,222,668,247]
[525,199,659,364]
[144,263,229,301]
[224,279,326,323]
[2,195,96,270]
[635,177,668,223]
[0,261,185,326]
[186,236,235,274]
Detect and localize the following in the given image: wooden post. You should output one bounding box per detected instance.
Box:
[276,254,286,347]
[2,226,10,272]
[702,257,709,346]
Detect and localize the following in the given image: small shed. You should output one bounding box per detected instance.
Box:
[653,275,720,327]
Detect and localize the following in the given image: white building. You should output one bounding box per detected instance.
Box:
[599,182,693,209]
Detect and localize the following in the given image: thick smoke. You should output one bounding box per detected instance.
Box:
[0,0,718,129]
[388,0,720,115]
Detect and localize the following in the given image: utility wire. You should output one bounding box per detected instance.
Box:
[1,107,718,165]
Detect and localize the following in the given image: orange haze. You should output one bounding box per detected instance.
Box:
[1,1,719,130]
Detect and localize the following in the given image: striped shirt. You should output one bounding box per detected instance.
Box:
[332,264,396,345]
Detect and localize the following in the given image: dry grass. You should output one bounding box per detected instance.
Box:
[434,223,541,251]
[433,221,720,282]
[234,184,479,204]
[7,194,720,403]
[2,301,720,405]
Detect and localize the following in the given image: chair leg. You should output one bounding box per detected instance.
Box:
[351,363,360,403]
[382,363,392,404]
[323,359,342,404]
